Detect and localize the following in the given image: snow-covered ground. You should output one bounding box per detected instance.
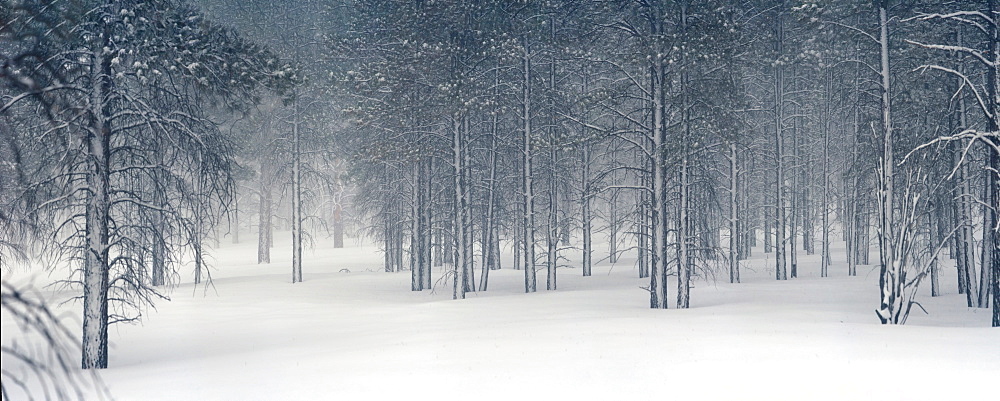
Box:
[3,231,998,400]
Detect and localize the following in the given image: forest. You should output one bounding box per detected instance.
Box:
[2,0,998,399]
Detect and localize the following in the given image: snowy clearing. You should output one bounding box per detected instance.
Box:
[3,232,996,401]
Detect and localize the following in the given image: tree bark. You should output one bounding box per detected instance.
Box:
[291,96,303,283]
[649,2,669,309]
[677,1,692,308]
[875,3,902,324]
[522,36,537,293]
[978,164,993,306]
[773,1,787,281]
[421,157,433,289]
[411,166,422,291]
[582,142,593,277]
[258,186,272,264]
[82,47,112,370]
[821,71,832,278]
[232,195,240,244]
[729,143,740,283]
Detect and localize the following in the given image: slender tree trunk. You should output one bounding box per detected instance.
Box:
[636,138,653,278]
[956,148,978,306]
[859,200,870,266]
[232,195,239,244]
[989,147,1000,326]
[847,53,863,277]
[384,218,393,272]
[547,156,558,291]
[421,157,433,289]
[676,2,692,308]
[953,64,979,304]
[764,200,773,253]
[789,94,799,279]
[151,188,166,286]
[462,118,474,295]
[82,47,112,370]
[729,143,740,283]
[435,220,445,267]
[291,97,303,283]
[522,36,537,293]
[845,178,855,274]
[983,0,999,326]
[513,218,522,271]
[980,155,995,307]
[193,159,204,286]
[821,71,832,277]
[930,206,941,297]
[453,115,469,300]
[610,190,619,263]
[411,166,422,291]
[990,150,1000,326]
[443,211,454,266]
[479,128,499,291]
[677,150,690,306]
[638,153,650,278]
[742,158,753,257]
[582,142,593,277]
[773,1,787,281]
[803,141,814,256]
[547,47,559,291]
[258,186,272,264]
[875,3,902,325]
[333,203,344,248]
[649,5,669,309]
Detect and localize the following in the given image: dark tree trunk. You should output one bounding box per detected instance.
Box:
[82,48,113,370]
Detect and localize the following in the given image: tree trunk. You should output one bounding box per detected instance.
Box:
[789,95,799,279]
[193,166,204,285]
[82,48,112,369]
[421,157,433,289]
[547,143,558,291]
[522,36,537,293]
[930,206,941,297]
[764,200,773,253]
[742,158,754,257]
[676,2,692,308]
[875,3,902,325]
[983,0,999,326]
[980,151,995,307]
[232,195,240,244]
[582,142,593,277]
[258,185,272,264]
[773,2,787,281]
[513,219,522,271]
[452,115,470,300]
[435,222,445,267]
[291,97,303,283]
[333,203,344,248]
[821,71,832,278]
[955,150,978,306]
[610,190,619,263]
[649,5,669,309]
[990,148,999,327]
[729,143,740,283]
[677,150,691,307]
[384,219,393,273]
[412,166,422,291]
[151,195,166,287]
[638,178,650,278]
[480,129,499,291]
